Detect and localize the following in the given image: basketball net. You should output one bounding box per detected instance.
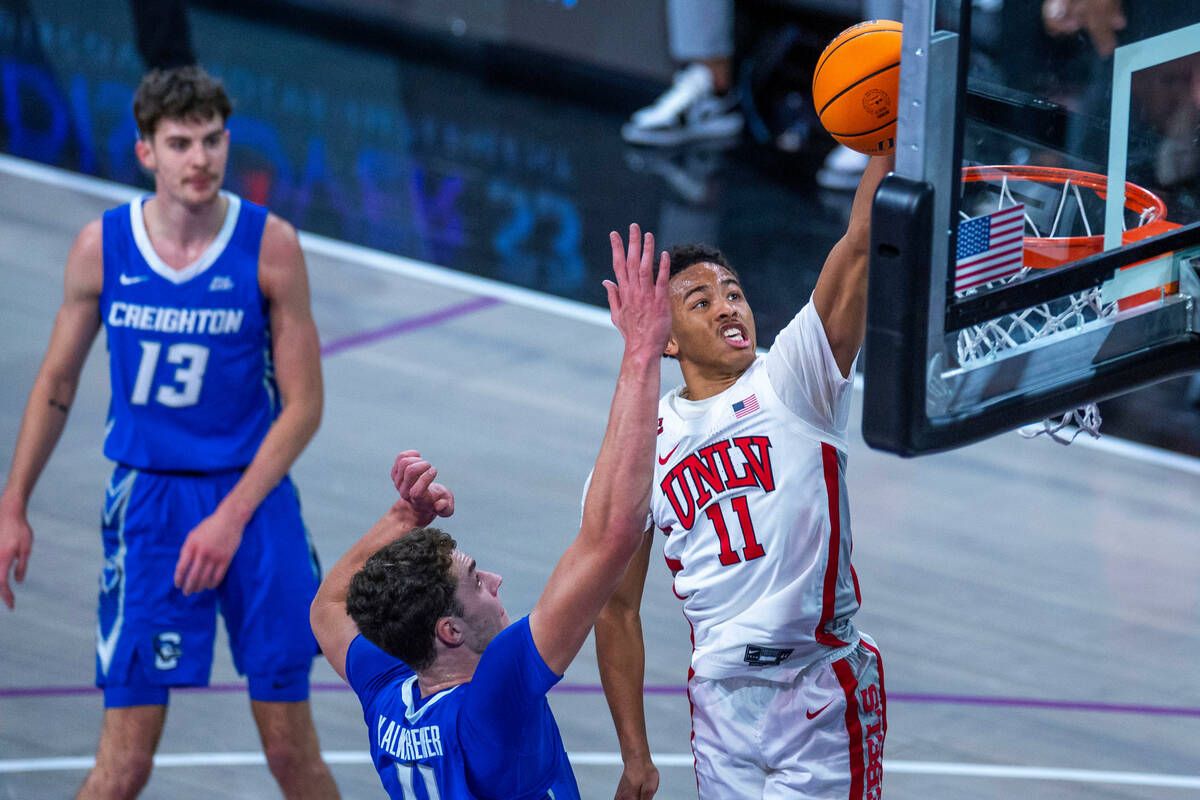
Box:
[953,168,1169,444]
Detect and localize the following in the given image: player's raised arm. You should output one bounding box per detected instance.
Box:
[0,221,104,609]
[529,224,671,676]
[811,154,894,376]
[310,451,454,681]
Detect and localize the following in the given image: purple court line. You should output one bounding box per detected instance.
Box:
[4,683,1200,717]
[319,296,503,358]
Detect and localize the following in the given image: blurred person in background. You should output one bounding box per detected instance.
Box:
[0,65,338,799]
[623,0,901,191]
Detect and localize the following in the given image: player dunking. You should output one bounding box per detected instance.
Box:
[0,66,338,798]
[310,226,671,799]
[596,156,894,799]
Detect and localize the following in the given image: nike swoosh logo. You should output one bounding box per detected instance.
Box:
[658,443,680,465]
[806,700,834,720]
[119,274,149,285]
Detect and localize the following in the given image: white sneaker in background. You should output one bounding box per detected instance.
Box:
[622,63,743,147]
[816,144,870,190]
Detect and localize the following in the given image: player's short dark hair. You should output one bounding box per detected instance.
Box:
[133,65,232,139]
[346,527,463,671]
[664,244,745,360]
[668,243,740,282]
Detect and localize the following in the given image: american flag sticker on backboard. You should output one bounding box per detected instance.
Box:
[732,394,760,419]
[954,204,1025,293]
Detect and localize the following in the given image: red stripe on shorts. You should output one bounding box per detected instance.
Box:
[833,656,866,800]
[860,639,888,738]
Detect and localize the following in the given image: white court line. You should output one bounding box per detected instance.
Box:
[3,153,1198,477]
[2,752,1199,789]
[0,154,611,328]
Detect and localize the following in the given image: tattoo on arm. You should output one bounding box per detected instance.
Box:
[48,398,69,414]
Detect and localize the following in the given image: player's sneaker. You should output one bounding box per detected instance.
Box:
[622,63,743,147]
[816,144,870,190]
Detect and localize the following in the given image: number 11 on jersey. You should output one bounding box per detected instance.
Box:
[704,496,765,566]
[395,762,440,799]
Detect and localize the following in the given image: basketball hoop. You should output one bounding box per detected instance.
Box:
[953,165,1177,443]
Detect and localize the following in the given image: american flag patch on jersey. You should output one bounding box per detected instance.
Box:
[732,394,760,418]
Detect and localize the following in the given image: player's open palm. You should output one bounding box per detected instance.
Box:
[0,500,33,610]
[615,758,660,800]
[391,450,454,527]
[174,509,244,595]
[605,224,671,359]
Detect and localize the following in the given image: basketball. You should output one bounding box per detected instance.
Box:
[812,20,902,155]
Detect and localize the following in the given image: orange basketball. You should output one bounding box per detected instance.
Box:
[813,20,903,155]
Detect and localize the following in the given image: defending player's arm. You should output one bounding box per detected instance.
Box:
[0,221,104,609]
[310,451,454,681]
[595,531,660,800]
[528,225,670,676]
[811,154,894,377]
[174,215,324,594]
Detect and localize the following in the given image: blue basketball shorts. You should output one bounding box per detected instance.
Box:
[96,466,322,708]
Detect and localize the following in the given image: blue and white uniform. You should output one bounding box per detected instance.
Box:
[347,616,580,800]
[95,193,320,707]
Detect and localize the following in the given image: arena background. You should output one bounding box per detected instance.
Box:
[2,1,1199,798]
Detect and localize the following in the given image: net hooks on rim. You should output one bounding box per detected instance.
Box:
[954,165,1171,444]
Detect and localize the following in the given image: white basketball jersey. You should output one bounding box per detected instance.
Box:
[650,301,861,681]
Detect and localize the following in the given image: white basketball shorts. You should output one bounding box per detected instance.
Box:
[688,635,886,799]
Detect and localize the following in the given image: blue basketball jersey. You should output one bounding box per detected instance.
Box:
[346,616,581,800]
[100,194,277,472]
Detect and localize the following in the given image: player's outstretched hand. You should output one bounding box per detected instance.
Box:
[604,224,671,360]
[391,450,455,527]
[0,498,33,610]
[614,757,660,800]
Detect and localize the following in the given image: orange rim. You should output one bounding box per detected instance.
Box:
[961,165,1168,269]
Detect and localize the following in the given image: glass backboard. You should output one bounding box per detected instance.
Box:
[863,0,1200,455]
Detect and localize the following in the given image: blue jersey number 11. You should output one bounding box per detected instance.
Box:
[130,341,210,407]
[395,763,440,799]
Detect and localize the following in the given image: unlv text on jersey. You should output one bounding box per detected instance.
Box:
[659,436,775,530]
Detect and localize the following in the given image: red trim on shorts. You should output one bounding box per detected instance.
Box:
[816,443,850,647]
[833,656,866,800]
[665,556,683,572]
[860,639,888,737]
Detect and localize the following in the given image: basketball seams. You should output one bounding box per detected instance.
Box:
[816,62,900,121]
[813,22,903,83]
[814,20,902,154]
[821,115,897,138]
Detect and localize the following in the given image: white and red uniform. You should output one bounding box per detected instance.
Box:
[652,301,885,799]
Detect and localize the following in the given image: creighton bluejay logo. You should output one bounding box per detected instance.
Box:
[154,632,183,670]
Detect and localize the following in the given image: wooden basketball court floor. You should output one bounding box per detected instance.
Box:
[1,156,1198,799]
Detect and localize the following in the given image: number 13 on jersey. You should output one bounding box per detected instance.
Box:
[130,340,210,407]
